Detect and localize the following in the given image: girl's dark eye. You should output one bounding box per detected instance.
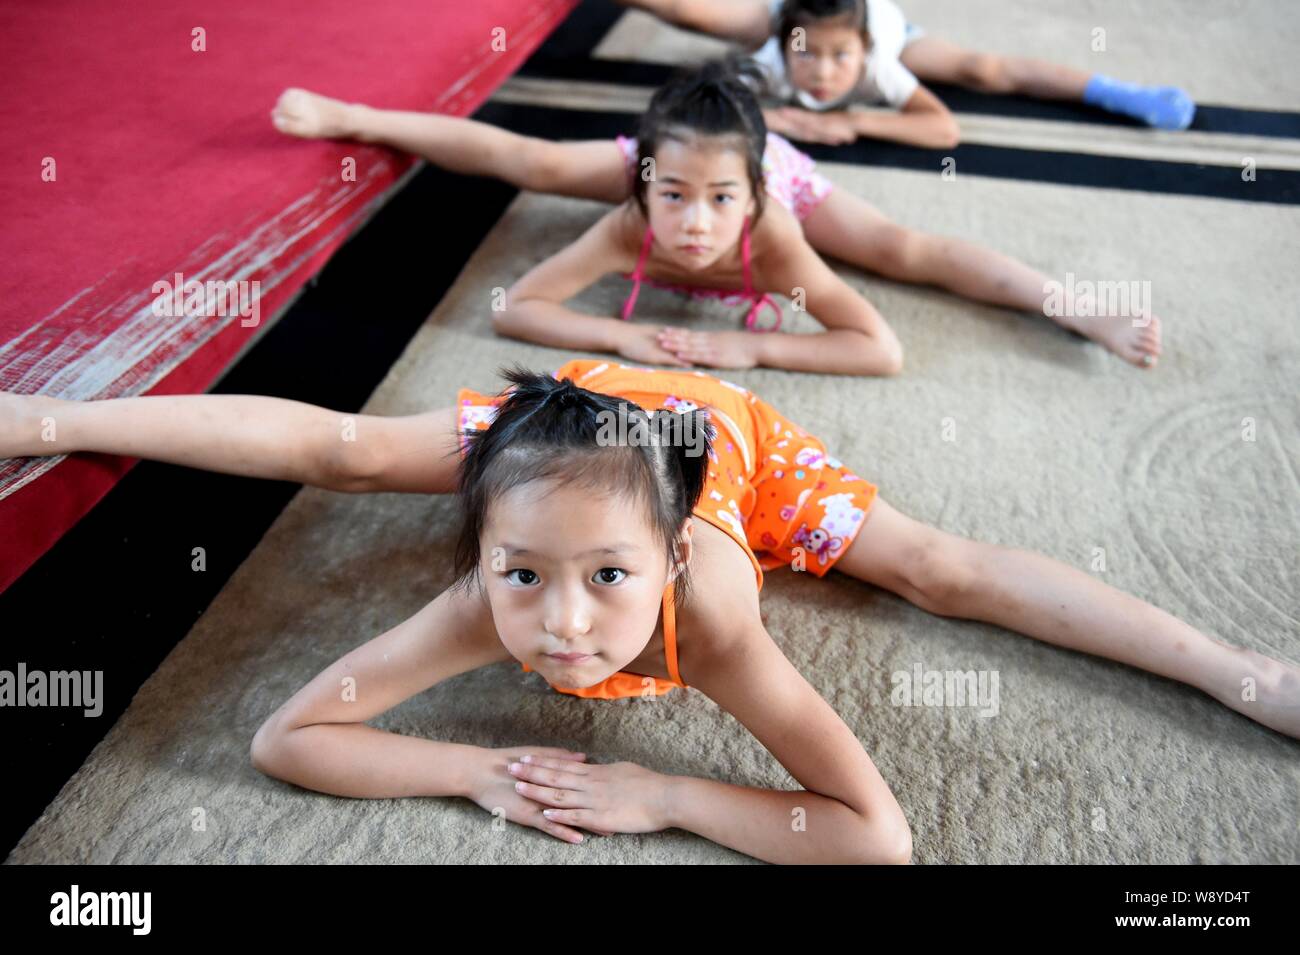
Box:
[715,194,734,205]
[662,190,682,200]
[594,568,627,585]
[507,569,539,586]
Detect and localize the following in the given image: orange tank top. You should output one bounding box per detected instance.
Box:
[518,579,686,699]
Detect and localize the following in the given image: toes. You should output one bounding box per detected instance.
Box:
[276,89,304,113]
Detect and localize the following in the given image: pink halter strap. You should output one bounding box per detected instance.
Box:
[619,215,782,332]
[620,222,655,322]
[739,216,782,333]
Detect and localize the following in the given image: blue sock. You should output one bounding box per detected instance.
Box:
[1083,74,1196,130]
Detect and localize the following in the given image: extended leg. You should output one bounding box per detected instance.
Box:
[900,36,1089,100]
[271,89,630,203]
[800,189,1162,368]
[0,393,462,495]
[614,0,774,49]
[899,36,1195,130]
[834,497,1300,739]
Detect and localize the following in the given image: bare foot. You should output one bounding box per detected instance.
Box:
[1056,313,1163,369]
[271,88,360,140]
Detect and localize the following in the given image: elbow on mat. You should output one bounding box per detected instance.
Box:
[249,720,288,778]
[858,817,913,865]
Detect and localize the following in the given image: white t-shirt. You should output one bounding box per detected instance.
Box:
[749,0,920,110]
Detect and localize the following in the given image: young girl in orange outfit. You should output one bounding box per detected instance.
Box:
[4,363,1293,862]
[617,0,1196,147]
[271,58,1162,373]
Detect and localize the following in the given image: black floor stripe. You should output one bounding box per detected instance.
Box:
[517,50,1300,140]
[475,99,1300,205]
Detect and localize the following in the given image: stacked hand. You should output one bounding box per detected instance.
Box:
[618,324,762,370]
[762,106,860,145]
[470,746,675,844]
[655,328,762,369]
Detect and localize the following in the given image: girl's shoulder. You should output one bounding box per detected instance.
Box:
[604,201,649,255]
[540,202,643,281]
[674,517,764,679]
[748,202,812,282]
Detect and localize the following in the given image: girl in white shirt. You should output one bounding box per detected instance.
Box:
[619,0,1196,148]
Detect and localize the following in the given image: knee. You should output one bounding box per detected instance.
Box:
[960,53,1012,93]
[873,226,929,280]
[898,534,980,617]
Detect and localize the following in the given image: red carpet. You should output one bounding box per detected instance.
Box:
[0,0,577,592]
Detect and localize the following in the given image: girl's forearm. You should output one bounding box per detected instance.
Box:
[755,328,903,375]
[9,393,356,486]
[853,109,961,149]
[252,721,485,800]
[664,775,910,864]
[493,299,632,354]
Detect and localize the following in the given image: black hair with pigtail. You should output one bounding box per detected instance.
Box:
[451,365,714,610]
[631,54,770,223]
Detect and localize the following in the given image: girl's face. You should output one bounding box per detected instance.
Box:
[786,21,867,104]
[647,137,758,273]
[481,478,692,689]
